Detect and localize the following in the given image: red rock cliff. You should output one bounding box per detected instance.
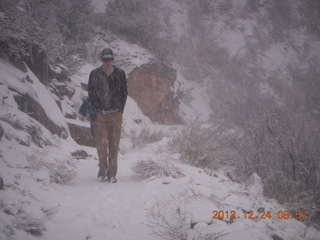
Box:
[127,63,181,124]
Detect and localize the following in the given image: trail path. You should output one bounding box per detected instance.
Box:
[45,148,166,240]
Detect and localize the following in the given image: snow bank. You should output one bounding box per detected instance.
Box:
[0,60,68,131]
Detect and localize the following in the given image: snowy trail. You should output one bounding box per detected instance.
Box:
[43,132,218,240]
[44,152,164,240]
[39,131,320,240]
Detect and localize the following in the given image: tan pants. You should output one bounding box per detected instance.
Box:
[94,112,123,178]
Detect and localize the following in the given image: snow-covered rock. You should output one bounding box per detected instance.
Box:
[0,60,68,139]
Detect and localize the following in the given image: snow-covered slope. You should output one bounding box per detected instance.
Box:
[0,60,78,239]
[0,60,68,132]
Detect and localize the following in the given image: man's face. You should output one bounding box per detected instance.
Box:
[102,57,113,62]
[102,59,113,69]
[103,59,113,64]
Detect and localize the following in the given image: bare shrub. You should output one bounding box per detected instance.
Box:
[169,120,219,168]
[49,160,76,184]
[14,211,45,236]
[231,112,320,228]
[287,190,319,226]
[146,200,224,240]
[27,151,48,170]
[27,152,76,184]
[192,232,226,240]
[132,159,184,179]
[146,201,189,240]
[130,127,164,148]
[0,201,45,236]
[0,223,15,240]
[103,0,172,59]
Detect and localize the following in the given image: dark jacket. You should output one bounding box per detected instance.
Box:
[88,66,128,113]
[79,98,95,136]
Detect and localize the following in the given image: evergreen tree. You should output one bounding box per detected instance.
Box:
[0,0,95,72]
[103,0,163,54]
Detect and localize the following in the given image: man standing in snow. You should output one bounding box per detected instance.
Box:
[88,48,128,183]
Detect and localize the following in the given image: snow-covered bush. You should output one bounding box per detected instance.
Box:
[0,200,45,236]
[0,223,14,240]
[13,210,45,236]
[287,190,319,227]
[146,201,189,240]
[103,0,172,59]
[132,159,184,179]
[0,114,54,148]
[27,153,76,184]
[231,112,320,228]
[49,160,76,184]
[169,121,219,168]
[146,200,222,240]
[0,0,95,73]
[129,127,164,148]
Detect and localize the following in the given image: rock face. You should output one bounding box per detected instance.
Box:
[68,122,96,147]
[13,94,68,139]
[127,62,181,124]
[0,124,3,140]
[23,43,53,84]
[0,177,3,190]
[71,149,89,159]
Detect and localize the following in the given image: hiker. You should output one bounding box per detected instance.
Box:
[87,48,128,183]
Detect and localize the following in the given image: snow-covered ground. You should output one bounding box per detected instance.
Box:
[1,58,319,240]
[41,134,320,240]
[1,121,320,240]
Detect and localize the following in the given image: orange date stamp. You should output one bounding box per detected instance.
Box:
[212,210,309,220]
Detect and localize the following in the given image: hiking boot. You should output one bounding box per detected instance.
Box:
[98,167,106,179]
[108,177,117,183]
